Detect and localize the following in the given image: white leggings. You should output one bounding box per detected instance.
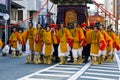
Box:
[72,47,83,58]
[58,43,70,57]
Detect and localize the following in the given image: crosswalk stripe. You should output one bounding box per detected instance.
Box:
[84,72,120,77]
[80,76,116,80]
[67,62,91,80]
[17,64,59,80]
[97,65,118,68]
[46,70,76,73]
[23,78,55,80]
[52,67,80,70]
[88,69,119,73]
[90,66,118,70]
[35,74,70,77]
[57,65,83,68]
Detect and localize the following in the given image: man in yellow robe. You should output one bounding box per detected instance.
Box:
[57,22,73,65]
[9,28,21,58]
[98,23,112,64]
[90,23,106,65]
[107,25,120,62]
[34,24,43,64]
[71,22,86,64]
[23,22,35,63]
[42,26,54,64]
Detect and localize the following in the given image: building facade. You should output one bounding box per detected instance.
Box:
[12,0,57,28]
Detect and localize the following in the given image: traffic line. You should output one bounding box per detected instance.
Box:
[80,76,116,80]
[35,74,70,77]
[88,68,119,73]
[56,65,83,68]
[90,66,118,70]
[67,62,91,80]
[84,72,120,77]
[52,67,80,70]
[23,78,54,80]
[17,64,59,80]
[46,70,76,73]
[115,52,120,80]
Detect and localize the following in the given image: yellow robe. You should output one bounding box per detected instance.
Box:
[107,31,120,50]
[57,28,73,53]
[86,29,92,44]
[34,29,43,52]
[71,28,85,49]
[43,30,52,56]
[90,30,105,55]
[100,30,113,53]
[0,39,3,48]
[9,32,19,48]
[22,28,35,51]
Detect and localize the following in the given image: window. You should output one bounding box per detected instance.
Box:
[11,9,17,20]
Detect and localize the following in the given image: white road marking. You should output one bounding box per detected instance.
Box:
[80,76,116,80]
[90,66,118,70]
[85,72,120,77]
[115,52,120,80]
[17,64,59,80]
[22,78,55,80]
[67,62,91,80]
[52,67,80,70]
[35,74,70,77]
[46,70,76,73]
[88,68,119,73]
[57,65,83,68]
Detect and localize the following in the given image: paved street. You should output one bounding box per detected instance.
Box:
[0,52,120,80]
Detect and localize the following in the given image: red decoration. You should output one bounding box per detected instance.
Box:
[90,22,95,27]
[99,40,106,50]
[80,23,87,28]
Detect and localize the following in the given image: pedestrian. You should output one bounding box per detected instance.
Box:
[57,22,73,65]
[42,26,54,64]
[89,22,106,65]
[23,22,36,64]
[9,28,21,58]
[34,23,43,64]
[107,24,120,62]
[71,22,86,64]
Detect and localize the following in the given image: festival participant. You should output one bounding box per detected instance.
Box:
[71,22,86,64]
[98,23,112,64]
[57,22,73,65]
[34,23,43,64]
[9,28,21,58]
[22,22,35,63]
[16,30,24,57]
[42,26,54,64]
[82,22,94,63]
[107,24,120,62]
[89,23,106,65]
[49,24,59,62]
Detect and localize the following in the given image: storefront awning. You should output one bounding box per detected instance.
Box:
[11,1,24,9]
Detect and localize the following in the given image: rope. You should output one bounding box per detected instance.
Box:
[93,0,120,25]
[0,0,48,28]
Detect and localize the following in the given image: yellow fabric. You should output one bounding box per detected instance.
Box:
[90,31,104,55]
[108,31,120,49]
[71,28,84,49]
[43,30,52,56]
[34,29,43,52]
[57,28,73,53]
[78,27,85,40]
[100,30,113,53]
[0,39,3,47]
[86,29,92,44]
[51,32,58,44]
[9,32,19,48]
[22,28,35,50]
